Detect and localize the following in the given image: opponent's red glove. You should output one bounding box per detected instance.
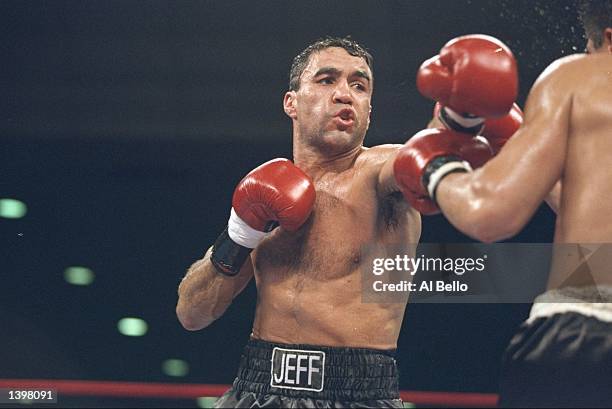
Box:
[211,158,315,275]
[418,34,518,134]
[434,102,524,154]
[481,103,523,154]
[393,128,492,215]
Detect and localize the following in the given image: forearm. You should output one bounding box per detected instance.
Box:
[436,171,523,242]
[176,247,249,331]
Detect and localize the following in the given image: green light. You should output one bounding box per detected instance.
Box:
[403,402,416,408]
[0,198,27,219]
[117,317,148,337]
[196,397,218,408]
[63,266,95,286]
[162,359,189,377]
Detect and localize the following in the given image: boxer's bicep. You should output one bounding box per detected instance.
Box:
[484,71,569,197]
[488,62,571,205]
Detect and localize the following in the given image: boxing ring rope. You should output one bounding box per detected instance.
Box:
[0,379,498,407]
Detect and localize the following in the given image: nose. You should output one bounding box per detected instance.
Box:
[332,81,353,105]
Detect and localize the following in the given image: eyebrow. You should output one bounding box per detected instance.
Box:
[353,69,371,83]
[313,67,371,83]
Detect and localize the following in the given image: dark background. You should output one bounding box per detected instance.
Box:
[1,0,581,406]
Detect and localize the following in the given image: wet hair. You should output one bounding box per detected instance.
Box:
[288,36,373,91]
[577,0,612,48]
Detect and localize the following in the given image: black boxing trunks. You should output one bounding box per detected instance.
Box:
[499,287,612,408]
[214,339,403,408]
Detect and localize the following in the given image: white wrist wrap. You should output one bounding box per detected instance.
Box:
[227,208,271,249]
[443,107,485,129]
[427,161,473,200]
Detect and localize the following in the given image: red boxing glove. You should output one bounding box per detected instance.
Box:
[394,128,493,215]
[232,158,315,232]
[433,101,524,154]
[482,103,523,154]
[417,34,518,118]
[212,158,315,275]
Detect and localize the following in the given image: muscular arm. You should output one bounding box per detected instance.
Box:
[435,58,574,242]
[374,146,423,240]
[176,246,254,330]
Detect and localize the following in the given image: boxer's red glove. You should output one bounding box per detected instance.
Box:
[211,158,315,275]
[481,103,523,154]
[393,128,492,215]
[418,34,519,134]
[434,101,524,154]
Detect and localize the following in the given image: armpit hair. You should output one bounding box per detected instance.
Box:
[380,191,404,231]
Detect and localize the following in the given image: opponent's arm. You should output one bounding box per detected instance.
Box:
[435,58,573,241]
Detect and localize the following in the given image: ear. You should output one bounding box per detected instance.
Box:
[605,28,612,53]
[283,91,298,119]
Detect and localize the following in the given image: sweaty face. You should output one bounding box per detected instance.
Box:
[286,47,373,153]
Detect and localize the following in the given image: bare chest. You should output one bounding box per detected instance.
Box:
[253,179,378,281]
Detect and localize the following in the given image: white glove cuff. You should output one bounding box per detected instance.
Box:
[227,208,271,249]
[443,107,485,129]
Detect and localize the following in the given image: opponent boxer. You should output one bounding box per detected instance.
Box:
[396,1,612,406]
[176,37,421,408]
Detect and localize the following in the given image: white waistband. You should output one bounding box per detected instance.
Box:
[527,286,612,324]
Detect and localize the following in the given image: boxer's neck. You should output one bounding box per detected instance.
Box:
[293,143,364,179]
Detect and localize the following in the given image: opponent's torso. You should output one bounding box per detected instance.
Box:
[251,148,420,349]
[549,54,612,288]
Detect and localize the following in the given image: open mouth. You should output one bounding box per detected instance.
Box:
[334,109,355,127]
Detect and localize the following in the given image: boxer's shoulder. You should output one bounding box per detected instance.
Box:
[527,53,609,112]
[355,144,402,170]
[560,53,612,85]
[354,144,419,228]
[536,54,598,87]
[525,54,593,107]
[347,145,403,193]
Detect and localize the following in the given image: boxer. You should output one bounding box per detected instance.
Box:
[176,37,425,408]
[396,1,612,406]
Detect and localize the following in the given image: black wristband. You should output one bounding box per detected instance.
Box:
[210,227,253,276]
